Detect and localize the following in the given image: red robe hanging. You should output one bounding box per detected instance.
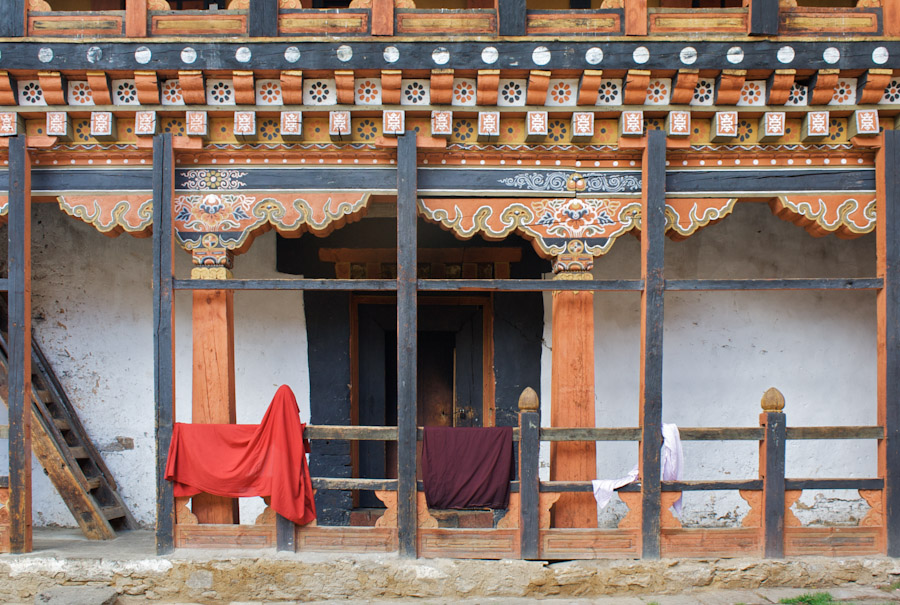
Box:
[165,384,316,526]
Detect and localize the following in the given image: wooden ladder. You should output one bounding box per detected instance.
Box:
[0,297,136,539]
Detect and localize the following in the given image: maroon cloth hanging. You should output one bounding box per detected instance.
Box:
[422,426,513,510]
[164,385,316,526]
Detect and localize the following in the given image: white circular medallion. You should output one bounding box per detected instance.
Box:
[336,45,353,62]
[38,47,53,63]
[726,46,744,64]
[284,46,301,63]
[86,46,102,64]
[383,46,399,63]
[235,47,251,63]
[432,47,450,65]
[134,46,152,65]
[823,47,841,64]
[481,46,498,65]
[633,46,650,64]
[585,47,603,65]
[777,46,795,64]
[532,46,551,66]
[873,46,889,65]
[679,47,697,65]
[181,47,197,64]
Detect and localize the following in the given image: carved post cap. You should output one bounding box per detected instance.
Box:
[761,387,785,413]
[518,387,540,412]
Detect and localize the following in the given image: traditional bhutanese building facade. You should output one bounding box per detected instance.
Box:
[0,0,898,561]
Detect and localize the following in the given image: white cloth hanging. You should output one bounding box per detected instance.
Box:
[591,423,685,516]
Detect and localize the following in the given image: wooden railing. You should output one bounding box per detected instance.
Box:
[273,386,885,559]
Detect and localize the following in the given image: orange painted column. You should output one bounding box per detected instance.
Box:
[550,266,597,528]
[191,286,239,524]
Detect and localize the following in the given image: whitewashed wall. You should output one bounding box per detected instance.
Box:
[540,201,877,527]
[0,202,310,527]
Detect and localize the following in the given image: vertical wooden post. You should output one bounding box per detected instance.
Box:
[639,128,666,559]
[0,0,25,38]
[396,131,418,558]
[249,0,279,37]
[275,513,295,552]
[748,0,778,36]
[625,0,647,36]
[877,130,900,556]
[517,387,540,559]
[549,277,596,528]
[153,133,176,555]
[372,0,394,36]
[883,0,900,38]
[496,0,525,36]
[8,135,31,554]
[759,387,786,558]
[191,289,238,524]
[125,0,149,38]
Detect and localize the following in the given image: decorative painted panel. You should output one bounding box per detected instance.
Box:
[111,79,139,106]
[644,78,671,106]
[497,79,526,107]
[771,195,876,238]
[400,79,430,106]
[256,79,283,106]
[830,78,857,105]
[451,78,476,107]
[58,195,153,236]
[737,81,766,107]
[690,79,715,106]
[67,81,94,106]
[546,79,579,107]
[595,79,623,106]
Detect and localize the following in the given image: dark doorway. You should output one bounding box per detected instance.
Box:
[355,299,487,507]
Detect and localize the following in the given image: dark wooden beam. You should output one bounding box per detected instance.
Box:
[761,409,785,558]
[249,0,279,38]
[748,0,778,36]
[7,135,31,554]
[0,0,25,38]
[152,133,176,556]
[640,129,666,560]
[665,279,883,291]
[878,130,900,557]
[396,131,418,559]
[518,389,540,559]
[497,0,526,36]
[275,514,295,552]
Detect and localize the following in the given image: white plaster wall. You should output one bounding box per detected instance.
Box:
[540,201,877,527]
[0,202,310,527]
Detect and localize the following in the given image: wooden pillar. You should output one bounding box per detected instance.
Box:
[275,513,294,551]
[877,130,900,556]
[249,0,279,37]
[639,128,666,559]
[496,0,525,36]
[884,0,900,38]
[549,268,597,528]
[0,0,25,38]
[153,133,176,555]
[396,131,418,558]
[748,0,778,35]
[625,0,647,36]
[191,288,238,524]
[759,387,786,558]
[517,387,540,558]
[8,135,31,554]
[372,0,394,36]
[125,0,148,38]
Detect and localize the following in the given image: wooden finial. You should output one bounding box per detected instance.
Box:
[518,387,540,412]
[761,387,785,413]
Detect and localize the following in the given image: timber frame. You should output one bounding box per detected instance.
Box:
[0,0,898,560]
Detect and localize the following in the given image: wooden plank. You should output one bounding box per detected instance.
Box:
[662,528,761,558]
[640,129,666,560]
[371,0,393,35]
[526,10,621,35]
[780,9,880,35]
[679,427,764,441]
[174,279,397,292]
[153,133,175,556]
[666,279,882,291]
[175,523,274,549]
[762,411,786,558]
[886,0,900,37]
[625,0,647,35]
[784,527,882,557]
[319,248,522,264]
[278,11,369,35]
[396,131,417,559]
[649,10,746,34]
[541,427,641,442]
[0,0,25,37]
[519,406,540,559]
[306,425,399,441]
[29,14,124,37]
[295,526,397,553]
[275,514,294,552]
[785,478,883,491]
[540,528,640,560]
[125,0,148,37]
[151,13,247,36]
[7,135,30,554]
[879,130,900,557]
[313,478,398,491]
[497,0,525,36]
[249,0,278,37]
[418,528,518,559]
[748,0,778,35]
[786,426,883,440]
[396,9,495,35]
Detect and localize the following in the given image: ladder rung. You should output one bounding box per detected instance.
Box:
[85,476,101,490]
[102,505,126,521]
[53,417,70,431]
[70,446,89,459]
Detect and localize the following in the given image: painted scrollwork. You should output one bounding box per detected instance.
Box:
[666,198,738,241]
[771,195,876,238]
[497,171,641,195]
[57,196,153,238]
